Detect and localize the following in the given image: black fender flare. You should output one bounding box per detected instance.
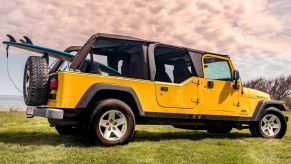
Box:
[251,100,288,121]
[76,83,144,116]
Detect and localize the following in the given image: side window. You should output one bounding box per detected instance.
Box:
[204,56,232,81]
[79,38,148,80]
[154,45,195,83]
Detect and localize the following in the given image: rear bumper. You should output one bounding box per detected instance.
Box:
[26,106,64,119]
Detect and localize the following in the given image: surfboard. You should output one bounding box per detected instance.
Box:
[3,41,120,75]
[3,41,74,61]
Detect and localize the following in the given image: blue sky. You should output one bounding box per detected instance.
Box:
[1,0,291,95]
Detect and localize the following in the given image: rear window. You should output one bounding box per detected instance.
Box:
[79,38,148,80]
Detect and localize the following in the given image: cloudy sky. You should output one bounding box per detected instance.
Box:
[1,0,291,95]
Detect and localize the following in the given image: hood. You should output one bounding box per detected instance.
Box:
[244,88,271,100]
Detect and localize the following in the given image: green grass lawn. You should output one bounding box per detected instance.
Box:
[0,112,290,164]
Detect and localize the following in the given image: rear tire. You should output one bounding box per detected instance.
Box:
[91,99,135,146]
[206,126,232,134]
[23,56,49,106]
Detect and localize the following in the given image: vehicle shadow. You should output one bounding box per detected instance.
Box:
[0,131,87,147]
[133,130,252,142]
[0,130,252,147]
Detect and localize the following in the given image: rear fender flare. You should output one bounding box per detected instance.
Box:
[76,83,144,116]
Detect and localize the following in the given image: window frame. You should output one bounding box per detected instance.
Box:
[202,54,234,82]
[84,38,148,80]
[149,43,196,83]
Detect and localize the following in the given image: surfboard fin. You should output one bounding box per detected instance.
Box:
[6,34,16,42]
[23,36,33,45]
[19,39,26,43]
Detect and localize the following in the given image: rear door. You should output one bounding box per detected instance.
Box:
[150,44,199,109]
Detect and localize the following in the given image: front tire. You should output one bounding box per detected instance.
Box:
[253,108,287,139]
[91,99,135,146]
[249,123,260,137]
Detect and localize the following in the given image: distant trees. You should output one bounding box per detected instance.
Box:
[244,75,291,108]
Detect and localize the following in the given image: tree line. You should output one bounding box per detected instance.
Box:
[244,75,291,109]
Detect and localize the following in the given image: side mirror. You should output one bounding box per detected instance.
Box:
[233,70,240,89]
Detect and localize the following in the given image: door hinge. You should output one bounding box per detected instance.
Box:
[233,101,240,106]
[192,78,200,85]
[191,98,199,103]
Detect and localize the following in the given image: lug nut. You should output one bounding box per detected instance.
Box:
[113,127,116,130]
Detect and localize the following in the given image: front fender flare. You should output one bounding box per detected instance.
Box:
[251,100,287,121]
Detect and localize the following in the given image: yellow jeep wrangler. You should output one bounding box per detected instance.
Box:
[3,33,288,146]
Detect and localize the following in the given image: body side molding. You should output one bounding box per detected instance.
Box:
[143,112,252,122]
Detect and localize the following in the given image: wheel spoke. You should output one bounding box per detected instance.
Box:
[112,128,123,138]
[269,116,276,123]
[261,125,268,131]
[99,119,108,127]
[268,128,274,136]
[272,124,280,129]
[108,111,116,121]
[115,118,126,126]
[103,128,112,139]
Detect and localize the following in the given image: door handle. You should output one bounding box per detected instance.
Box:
[207,81,214,89]
[161,86,168,92]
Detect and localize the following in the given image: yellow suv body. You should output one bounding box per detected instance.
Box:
[3,33,288,145]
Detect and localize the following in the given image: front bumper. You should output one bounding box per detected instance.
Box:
[26,106,64,119]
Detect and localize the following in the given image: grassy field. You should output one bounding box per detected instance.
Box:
[0,112,290,164]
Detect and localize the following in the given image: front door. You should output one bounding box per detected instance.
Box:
[202,54,239,112]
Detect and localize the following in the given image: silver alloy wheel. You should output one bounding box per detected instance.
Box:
[25,69,30,96]
[99,110,127,141]
[260,114,281,137]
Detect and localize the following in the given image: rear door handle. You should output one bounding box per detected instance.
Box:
[161,86,168,92]
[207,81,214,89]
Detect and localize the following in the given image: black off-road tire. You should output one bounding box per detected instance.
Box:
[91,99,135,146]
[206,126,232,134]
[252,108,287,139]
[55,126,81,135]
[23,56,49,106]
[249,123,260,137]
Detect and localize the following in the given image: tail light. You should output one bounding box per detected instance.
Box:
[50,78,58,90]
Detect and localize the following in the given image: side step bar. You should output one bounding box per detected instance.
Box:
[26,106,64,119]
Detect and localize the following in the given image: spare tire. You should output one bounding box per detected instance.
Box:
[23,56,49,106]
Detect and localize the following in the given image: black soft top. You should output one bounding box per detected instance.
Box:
[91,33,229,57]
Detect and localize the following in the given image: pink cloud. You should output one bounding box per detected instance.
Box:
[0,0,290,88]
